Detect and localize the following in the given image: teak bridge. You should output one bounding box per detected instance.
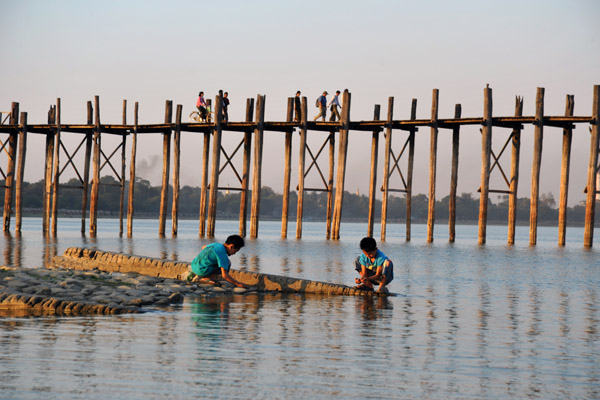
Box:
[1,86,599,247]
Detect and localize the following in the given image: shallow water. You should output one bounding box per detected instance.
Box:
[1,218,599,399]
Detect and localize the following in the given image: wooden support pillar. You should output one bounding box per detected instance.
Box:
[406,99,417,241]
[508,96,524,244]
[43,106,55,235]
[558,95,575,246]
[207,94,224,237]
[158,100,173,236]
[238,98,254,237]
[296,97,308,239]
[367,104,381,237]
[331,90,351,240]
[281,97,294,238]
[127,102,138,238]
[249,94,266,239]
[2,102,18,232]
[529,88,545,246]
[426,89,439,243]
[81,101,93,233]
[326,129,335,240]
[478,86,493,245]
[89,96,101,236]
[119,100,127,236]
[51,99,61,236]
[584,85,600,247]
[172,104,182,237]
[198,129,211,237]
[15,112,27,232]
[449,104,461,243]
[380,97,394,241]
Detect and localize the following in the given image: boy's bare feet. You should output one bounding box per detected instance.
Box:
[197,277,222,287]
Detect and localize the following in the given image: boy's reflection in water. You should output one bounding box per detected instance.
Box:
[189,294,263,342]
[356,295,393,321]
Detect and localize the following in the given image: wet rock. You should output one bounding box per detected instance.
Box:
[168,293,183,303]
[36,287,52,296]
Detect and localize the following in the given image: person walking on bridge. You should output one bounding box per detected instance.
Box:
[294,91,302,122]
[313,91,328,121]
[328,90,341,121]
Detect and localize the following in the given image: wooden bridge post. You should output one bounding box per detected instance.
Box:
[2,102,18,232]
[198,128,211,237]
[584,85,600,247]
[250,94,266,239]
[449,104,461,243]
[367,105,381,238]
[207,94,224,237]
[281,98,294,238]
[529,87,545,246]
[380,97,394,241]
[51,98,61,236]
[119,100,127,236]
[426,89,439,243]
[43,106,55,235]
[558,95,575,246]
[158,100,173,236]
[127,102,138,238]
[89,96,102,236]
[296,97,308,239]
[15,112,27,232]
[406,99,417,241]
[508,96,524,244]
[81,101,93,233]
[172,104,182,237]
[325,125,335,240]
[478,86,493,245]
[238,98,254,237]
[331,90,351,240]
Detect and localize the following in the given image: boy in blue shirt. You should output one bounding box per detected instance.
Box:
[189,234,249,289]
[354,237,393,294]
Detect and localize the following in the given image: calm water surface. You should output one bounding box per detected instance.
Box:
[0,218,599,399]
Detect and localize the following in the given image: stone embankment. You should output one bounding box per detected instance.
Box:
[0,265,250,317]
[0,247,384,317]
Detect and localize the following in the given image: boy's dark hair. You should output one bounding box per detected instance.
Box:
[225,234,245,249]
[360,237,377,252]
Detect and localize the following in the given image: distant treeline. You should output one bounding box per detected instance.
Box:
[1,177,597,225]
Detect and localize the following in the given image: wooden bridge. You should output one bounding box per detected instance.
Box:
[1,86,598,247]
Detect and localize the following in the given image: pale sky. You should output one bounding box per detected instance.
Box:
[1,0,598,206]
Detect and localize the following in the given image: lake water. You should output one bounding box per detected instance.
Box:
[1,218,599,399]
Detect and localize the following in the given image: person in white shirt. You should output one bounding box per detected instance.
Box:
[328,90,341,121]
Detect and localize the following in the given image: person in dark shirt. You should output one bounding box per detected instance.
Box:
[294,90,302,122]
[313,91,328,121]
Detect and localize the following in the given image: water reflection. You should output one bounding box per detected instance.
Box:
[1,220,600,399]
[355,295,392,321]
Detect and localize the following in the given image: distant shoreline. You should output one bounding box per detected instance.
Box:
[6,208,588,228]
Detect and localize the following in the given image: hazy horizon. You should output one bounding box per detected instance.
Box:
[1,0,598,207]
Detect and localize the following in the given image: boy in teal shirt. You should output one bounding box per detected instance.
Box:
[354,237,394,294]
[189,234,249,288]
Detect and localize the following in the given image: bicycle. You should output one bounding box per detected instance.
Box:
[189,105,212,123]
